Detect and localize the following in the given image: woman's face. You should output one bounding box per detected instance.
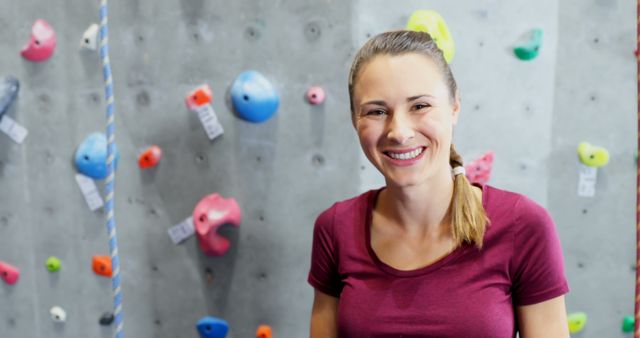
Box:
[352,53,460,188]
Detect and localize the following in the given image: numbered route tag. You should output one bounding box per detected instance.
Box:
[0,116,28,144]
[75,173,104,211]
[168,216,195,244]
[194,104,223,140]
[577,164,597,197]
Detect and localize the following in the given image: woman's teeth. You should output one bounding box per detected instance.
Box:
[387,147,424,160]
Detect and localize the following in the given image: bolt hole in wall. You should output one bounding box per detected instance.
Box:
[0,1,636,338]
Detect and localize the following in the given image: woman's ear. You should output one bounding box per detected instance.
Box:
[452,90,461,126]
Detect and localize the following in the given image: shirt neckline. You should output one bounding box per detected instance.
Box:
[364,182,490,277]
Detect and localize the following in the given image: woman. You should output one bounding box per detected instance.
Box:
[308,30,570,337]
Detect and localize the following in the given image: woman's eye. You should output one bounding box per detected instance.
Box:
[414,103,431,110]
[365,109,386,116]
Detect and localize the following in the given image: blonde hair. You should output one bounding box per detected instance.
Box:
[349,30,489,249]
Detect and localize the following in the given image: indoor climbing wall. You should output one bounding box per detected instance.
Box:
[0,0,358,337]
[0,1,637,338]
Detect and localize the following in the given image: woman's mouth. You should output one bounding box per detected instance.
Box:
[384,147,426,161]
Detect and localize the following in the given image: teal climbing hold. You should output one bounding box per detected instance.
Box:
[514,29,543,61]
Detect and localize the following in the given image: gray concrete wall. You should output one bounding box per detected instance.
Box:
[0,0,636,337]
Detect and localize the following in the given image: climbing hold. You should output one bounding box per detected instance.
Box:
[74,133,120,180]
[406,10,455,63]
[80,23,99,51]
[567,312,587,334]
[138,145,162,169]
[192,193,242,256]
[464,151,494,185]
[185,84,213,110]
[577,142,609,168]
[21,19,56,62]
[196,316,229,338]
[50,306,67,323]
[623,315,635,332]
[230,71,279,123]
[186,84,224,140]
[306,86,325,105]
[99,312,114,326]
[0,76,20,120]
[45,256,61,272]
[92,255,112,278]
[0,260,20,285]
[513,28,543,61]
[256,325,273,338]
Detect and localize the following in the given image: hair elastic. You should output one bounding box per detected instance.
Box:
[452,166,466,176]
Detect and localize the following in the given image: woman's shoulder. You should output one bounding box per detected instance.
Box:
[482,184,555,235]
[314,188,380,231]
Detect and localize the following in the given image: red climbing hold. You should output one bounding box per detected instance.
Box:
[192,193,242,256]
[21,19,56,62]
[138,145,162,169]
[186,84,213,110]
[0,260,20,285]
[92,255,112,278]
[464,151,494,185]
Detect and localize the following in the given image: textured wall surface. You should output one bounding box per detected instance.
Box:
[0,0,636,337]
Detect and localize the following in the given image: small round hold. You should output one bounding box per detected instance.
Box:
[50,306,67,323]
[45,256,61,272]
[99,312,114,326]
[306,86,325,105]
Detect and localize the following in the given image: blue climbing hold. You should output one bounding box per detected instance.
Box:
[230,70,279,123]
[74,132,119,180]
[196,316,229,338]
[0,76,20,120]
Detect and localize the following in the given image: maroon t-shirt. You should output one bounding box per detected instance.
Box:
[308,184,569,337]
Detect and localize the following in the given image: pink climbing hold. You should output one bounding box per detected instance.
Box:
[0,260,20,285]
[192,193,242,256]
[464,151,494,185]
[306,86,325,105]
[21,19,57,62]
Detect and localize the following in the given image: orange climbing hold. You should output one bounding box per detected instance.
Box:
[138,145,162,169]
[256,325,273,338]
[186,84,213,110]
[92,255,112,277]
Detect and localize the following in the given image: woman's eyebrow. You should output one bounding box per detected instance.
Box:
[360,100,386,106]
[407,94,435,102]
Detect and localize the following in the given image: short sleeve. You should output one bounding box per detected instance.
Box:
[511,196,570,306]
[307,205,342,298]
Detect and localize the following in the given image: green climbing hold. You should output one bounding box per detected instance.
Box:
[622,315,635,333]
[45,256,61,272]
[513,28,543,61]
[406,10,455,63]
[577,142,609,168]
[568,312,587,334]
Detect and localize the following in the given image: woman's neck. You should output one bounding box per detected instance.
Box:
[377,167,454,240]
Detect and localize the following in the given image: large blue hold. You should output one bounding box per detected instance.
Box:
[230,70,279,123]
[196,316,228,338]
[0,76,20,120]
[74,133,119,180]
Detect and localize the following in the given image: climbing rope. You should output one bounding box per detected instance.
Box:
[99,1,124,337]
[635,0,640,336]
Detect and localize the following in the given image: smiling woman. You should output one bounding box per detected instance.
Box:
[308,30,570,338]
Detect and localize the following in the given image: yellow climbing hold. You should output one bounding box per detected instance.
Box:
[406,10,455,63]
[568,312,587,334]
[577,142,610,168]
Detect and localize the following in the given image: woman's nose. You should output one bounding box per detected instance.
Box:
[386,113,414,145]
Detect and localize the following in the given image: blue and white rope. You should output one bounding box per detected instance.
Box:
[99,1,124,337]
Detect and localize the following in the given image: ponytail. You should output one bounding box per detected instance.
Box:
[449,144,489,249]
